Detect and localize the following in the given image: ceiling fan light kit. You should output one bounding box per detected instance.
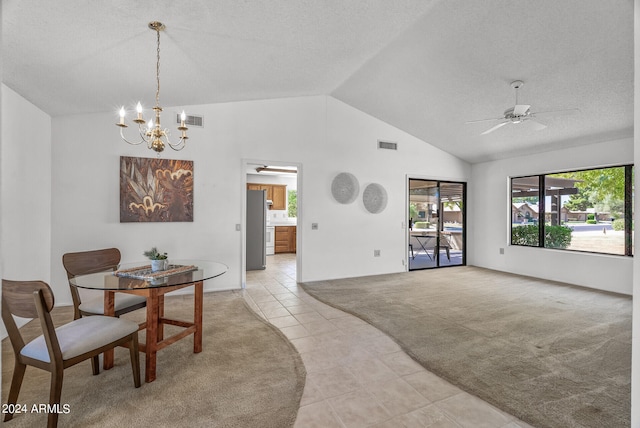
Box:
[467,80,578,135]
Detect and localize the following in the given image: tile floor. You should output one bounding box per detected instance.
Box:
[244,254,534,428]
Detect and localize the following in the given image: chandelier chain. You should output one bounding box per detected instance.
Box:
[155,27,161,108]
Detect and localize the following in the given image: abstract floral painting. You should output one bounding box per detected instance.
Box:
[120,156,194,222]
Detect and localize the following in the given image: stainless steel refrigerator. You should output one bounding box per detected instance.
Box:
[246,189,267,270]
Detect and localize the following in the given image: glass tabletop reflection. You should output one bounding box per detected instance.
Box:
[69,260,228,291]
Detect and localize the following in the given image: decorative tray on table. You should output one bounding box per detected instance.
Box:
[114,264,198,280]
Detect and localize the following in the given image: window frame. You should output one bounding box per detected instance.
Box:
[510,165,634,257]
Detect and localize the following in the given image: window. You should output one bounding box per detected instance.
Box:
[511,165,633,256]
[511,177,541,246]
[287,190,297,218]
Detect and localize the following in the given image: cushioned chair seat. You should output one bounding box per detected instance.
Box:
[21,316,139,363]
[79,294,146,315]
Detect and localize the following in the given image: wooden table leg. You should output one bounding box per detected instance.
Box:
[157,295,164,342]
[145,290,159,383]
[194,281,203,353]
[103,291,115,370]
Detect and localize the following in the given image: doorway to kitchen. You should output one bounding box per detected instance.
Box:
[244,160,301,283]
[408,178,466,270]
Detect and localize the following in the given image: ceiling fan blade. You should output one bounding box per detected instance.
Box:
[465,116,504,124]
[527,118,547,131]
[513,104,530,116]
[481,121,509,135]
[533,108,580,116]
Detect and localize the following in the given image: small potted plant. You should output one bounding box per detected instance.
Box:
[144,247,168,272]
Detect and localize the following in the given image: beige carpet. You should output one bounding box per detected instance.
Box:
[301,266,631,428]
[2,291,305,427]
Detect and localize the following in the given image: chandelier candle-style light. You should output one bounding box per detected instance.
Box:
[116,21,188,154]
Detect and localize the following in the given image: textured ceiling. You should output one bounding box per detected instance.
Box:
[2,0,633,163]
[333,0,634,162]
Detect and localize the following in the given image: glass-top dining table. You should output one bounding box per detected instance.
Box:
[69,260,228,382]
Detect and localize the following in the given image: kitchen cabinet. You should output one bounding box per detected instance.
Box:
[275,226,296,253]
[247,183,270,199]
[271,185,286,210]
[290,226,296,253]
[247,183,287,210]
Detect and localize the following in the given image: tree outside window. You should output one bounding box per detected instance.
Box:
[287,190,297,218]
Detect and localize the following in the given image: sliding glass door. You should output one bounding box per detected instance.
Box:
[408,179,466,270]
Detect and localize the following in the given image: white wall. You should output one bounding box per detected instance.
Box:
[46,95,470,304]
[1,84,52,333]
[469,137,633,295]
[50,99,248,302]
[303,97,470,280]
[1,84,52,280]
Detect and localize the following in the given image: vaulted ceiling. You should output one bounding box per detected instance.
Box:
[2,0,633,163]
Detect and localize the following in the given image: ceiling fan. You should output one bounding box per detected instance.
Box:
[466,81,579,135]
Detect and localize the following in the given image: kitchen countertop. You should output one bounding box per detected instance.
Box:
[269,222,297,227]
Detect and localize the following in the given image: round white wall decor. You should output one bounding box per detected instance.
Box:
[331,172,359,204]
[362,183,388,214]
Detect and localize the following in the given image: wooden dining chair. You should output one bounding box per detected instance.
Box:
[62,248,146,319]
[2,279,141,428]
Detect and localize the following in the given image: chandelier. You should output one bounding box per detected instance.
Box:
[116,21,188,154]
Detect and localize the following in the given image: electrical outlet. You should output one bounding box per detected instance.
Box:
[311,223,318,230]
[374,250,381,257]
[499,248,504,255]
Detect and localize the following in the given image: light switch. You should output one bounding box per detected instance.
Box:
[311,223,318,230]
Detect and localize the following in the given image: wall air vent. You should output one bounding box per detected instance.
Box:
[177,114,204,128]
[378,140,398,151]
